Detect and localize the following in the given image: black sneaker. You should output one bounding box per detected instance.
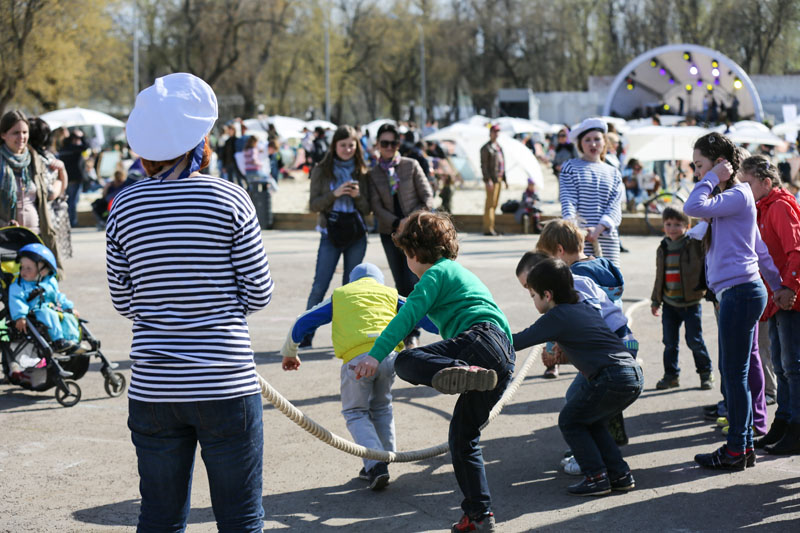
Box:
[703,404,719,413]
[52,339,78,354]
[746,448,756,468]
[704,408,723,420]
[367,462,390,490]
[358,467,369,481]
[765,394,777,406]
[699,372,714,390]
[694,444,746,471]
[656,374,679,390]
[610,471,635,491]
[567,473,611,496]
[298,336,313,349]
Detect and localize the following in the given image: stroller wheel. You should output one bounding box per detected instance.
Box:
[55,380,81,407]
[104,372,127,398]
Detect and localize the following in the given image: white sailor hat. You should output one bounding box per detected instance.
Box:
[126,73,218,161]
[569,117,608,145]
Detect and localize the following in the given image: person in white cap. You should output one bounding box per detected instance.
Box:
[106,72,274,532]
[559,117,624,266]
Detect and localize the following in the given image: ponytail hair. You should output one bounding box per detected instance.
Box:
[741,155,781,189]
[694,133,742,251]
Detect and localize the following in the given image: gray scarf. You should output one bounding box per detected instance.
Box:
[0,144,33,223]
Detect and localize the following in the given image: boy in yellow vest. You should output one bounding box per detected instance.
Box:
[281,262,437,491]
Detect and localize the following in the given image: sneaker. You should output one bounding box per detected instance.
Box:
[694,444,746,471]
[563,456,582,475]
[367,462,390,490]
[722,425,729,436]
[703,404,718,413]
[358,467,369,481]
[52,339,78,354]
[451,512,496,532]
[716,416,729,428]
[745,448,756,468]
[567,473,611,496]
[704,409,722,420]
[432,366,497,395]
[543,365,559,379]
[699,372,715,390]
[656,374,679,390]
[403,333,420,350]
[610,471,635,491]
[765,394,777,406]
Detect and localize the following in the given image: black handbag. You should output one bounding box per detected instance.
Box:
[326,210,365,249]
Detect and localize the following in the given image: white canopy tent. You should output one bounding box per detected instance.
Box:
[424,123,543,187]
[40,107,125,129]
[625,125,710,162]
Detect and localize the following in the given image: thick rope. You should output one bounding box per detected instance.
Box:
[258,344,542,463]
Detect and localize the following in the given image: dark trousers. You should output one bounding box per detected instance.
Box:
[661,302,712,376]
[380,232,420,339]
[395,322,515,519]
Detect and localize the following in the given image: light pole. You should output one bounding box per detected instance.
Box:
[419,23,426,124]
[325,0,331,122]
[132,2,139,102]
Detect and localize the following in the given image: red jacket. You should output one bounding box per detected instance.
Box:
[756,187,800,319]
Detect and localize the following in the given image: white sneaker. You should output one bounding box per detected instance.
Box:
[563,456,582,476]
[560,455,572,467]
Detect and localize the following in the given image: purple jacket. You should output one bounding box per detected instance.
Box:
[684,171,781,294]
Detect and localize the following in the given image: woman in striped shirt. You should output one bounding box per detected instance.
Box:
[559,118,624,266]
[106,73,273,532]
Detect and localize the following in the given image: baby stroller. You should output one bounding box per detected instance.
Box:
[0,226,126,407]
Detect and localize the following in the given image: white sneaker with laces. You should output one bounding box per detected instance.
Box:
[563,456,582,476]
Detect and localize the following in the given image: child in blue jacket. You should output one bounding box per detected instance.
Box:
[9,243,81,354]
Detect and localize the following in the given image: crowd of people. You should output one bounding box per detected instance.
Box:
[3,69,800,532]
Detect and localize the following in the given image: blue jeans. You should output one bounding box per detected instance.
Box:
[66,182,81,227]
[559,365,643,478]
[128,394,264,532]
[718,280,767,451]
[341,352,397,472]
[661,302,712,376]
[769,310,800,424]
[394,322,515,519]
[302,233,367,342]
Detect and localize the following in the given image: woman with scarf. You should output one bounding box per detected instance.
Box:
[299,125,371,348]
[368,123,434,348]
[28,117,72,259]
[0,110,62,269]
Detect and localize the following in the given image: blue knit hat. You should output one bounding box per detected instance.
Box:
[349,263,384,284]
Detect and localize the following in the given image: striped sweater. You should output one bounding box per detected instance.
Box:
[105,174,274,402]
[559,158,624,266]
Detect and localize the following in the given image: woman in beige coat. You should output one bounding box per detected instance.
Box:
[368,123,433,347]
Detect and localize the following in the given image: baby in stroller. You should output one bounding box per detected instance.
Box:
[9,243,82,359]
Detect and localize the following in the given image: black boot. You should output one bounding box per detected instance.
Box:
[765,422,800,455]
[755,418,788,449]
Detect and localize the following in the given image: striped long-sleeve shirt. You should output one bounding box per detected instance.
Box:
[559,158,624,266]
[106,174,273,402]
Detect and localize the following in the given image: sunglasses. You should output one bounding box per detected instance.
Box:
[379,140,400,148]
[557,133,567,138]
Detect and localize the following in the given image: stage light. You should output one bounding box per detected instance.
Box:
[714,78,721,86]
[689,65,698,75]
[697,78,704,87]
[669,77,675,85]
[733,78,743,89]
[627,83,634,90]
[685,84,693,91]
[706,84,713,91]
[625,76,635,90]
[711,68,720,77]
[711,59,719,68]
[650,59,658,67]
[659,68,666,76]
[683,51,691,61]
[664,104,671,111]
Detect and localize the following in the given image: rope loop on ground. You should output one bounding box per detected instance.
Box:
[258,344,542,463]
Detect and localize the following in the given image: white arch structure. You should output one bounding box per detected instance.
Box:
[603,44,763,122]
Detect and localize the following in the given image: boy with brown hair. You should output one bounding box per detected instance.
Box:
[650,206,713,390]
[352,210,514,533]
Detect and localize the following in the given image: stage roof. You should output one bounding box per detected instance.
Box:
[603,44,762,121]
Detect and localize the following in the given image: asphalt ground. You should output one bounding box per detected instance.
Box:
[1,228,798,532]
